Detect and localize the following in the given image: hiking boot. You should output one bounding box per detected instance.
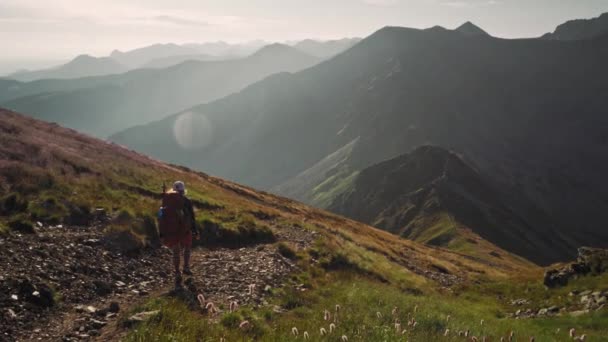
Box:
[183,268,193,276]
[174,274,183,289]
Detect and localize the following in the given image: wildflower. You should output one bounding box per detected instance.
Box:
[482,337,487,342]
[229,301,239,313]
[205,302,218,314]
[376,311,382,319]
[330,323,336,333]
[247,284,256,295]
[414,305,418,312]
[401,329,407,335]
[392,307,398,316]
[480,319,484,326]
[569,329,576,338]
[324,310,331,321]
[320,327,327,336]
[197,294,205,307]
[509,330,515,342]
[239,320,250,329]
[465,330,469,337]
[574,335,587,341]
[335,304,341,312]
[500,338,505,342]
[444,329,450,336]
[395,323,401,332]
[412,321,418,329]
[303,331,309,340]
[446,314,451,322]
[472,337,478,342]
[292,327,299,336]
[341,335,348,341]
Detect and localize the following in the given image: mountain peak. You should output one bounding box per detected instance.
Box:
[455,21,490,36]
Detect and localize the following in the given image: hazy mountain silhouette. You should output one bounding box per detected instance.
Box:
[111,18,608,263]
[293,38,362,58]
[141,54,224,69]
[543,12,608,40]
[1,44,319,137]
[455,22,490,36]
[109,43,199,68]
[7,55,127,82]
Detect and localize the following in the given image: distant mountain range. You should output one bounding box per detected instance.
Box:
[110,16,608,264]
[8,55,127,82]
[0,44,320,137]
[3,39,359,81]
[293,38,362,58]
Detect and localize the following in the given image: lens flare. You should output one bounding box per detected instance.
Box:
[173,111,213,150]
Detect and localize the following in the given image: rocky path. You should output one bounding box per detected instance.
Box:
[0,222,315,341]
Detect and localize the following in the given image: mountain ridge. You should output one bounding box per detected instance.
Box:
[110,21,608,263]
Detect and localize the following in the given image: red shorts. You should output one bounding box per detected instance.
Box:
[163,231,192,248]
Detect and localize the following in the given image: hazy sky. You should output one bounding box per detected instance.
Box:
[2,0,608,65]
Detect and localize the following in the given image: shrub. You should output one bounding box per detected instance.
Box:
[139,214,160,247]
[1,193,28,215]
[277,242,298,260]
[8,216,35,234]
[29,197,66,224]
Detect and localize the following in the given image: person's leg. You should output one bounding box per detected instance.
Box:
[172,245,183,287]
[183,244,192,275]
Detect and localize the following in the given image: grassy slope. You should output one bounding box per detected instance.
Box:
[3,109,606,340]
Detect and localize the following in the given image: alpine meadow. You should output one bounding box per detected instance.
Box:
[1,2,608,341]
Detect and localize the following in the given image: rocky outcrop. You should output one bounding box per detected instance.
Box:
[544,247,608,287]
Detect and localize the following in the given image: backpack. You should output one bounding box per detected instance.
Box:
[158,191,188,237]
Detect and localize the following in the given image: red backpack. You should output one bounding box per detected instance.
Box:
[159,191,188,237]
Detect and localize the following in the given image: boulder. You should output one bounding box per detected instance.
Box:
[544,247,608,288]
[123,310,160,327]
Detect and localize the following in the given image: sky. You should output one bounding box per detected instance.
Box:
[2,0,608,72]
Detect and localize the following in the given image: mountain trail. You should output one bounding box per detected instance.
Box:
[1,222,314,341]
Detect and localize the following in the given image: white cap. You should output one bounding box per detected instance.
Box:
[173,181,186,193]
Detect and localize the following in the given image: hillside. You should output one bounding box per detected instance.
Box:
[543,12,608,40]
[0,108,555,339]
[7,55,127,82]
[4,109,608,341]
[328,146,574,264]
[0,45,320,137]
[111,20,608,263]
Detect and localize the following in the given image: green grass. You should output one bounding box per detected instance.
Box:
[311,170,359,208]
[125,272,608,341]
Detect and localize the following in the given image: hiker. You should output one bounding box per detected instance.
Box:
[158,181,198,288]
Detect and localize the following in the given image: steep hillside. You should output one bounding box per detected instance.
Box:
[4,109,608,341]
[0,45,320,137]
[7,55,127,82]
[543,12,608,40]
[0,108,542,339]
[328,146,574,264]
[111,21,608,263]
